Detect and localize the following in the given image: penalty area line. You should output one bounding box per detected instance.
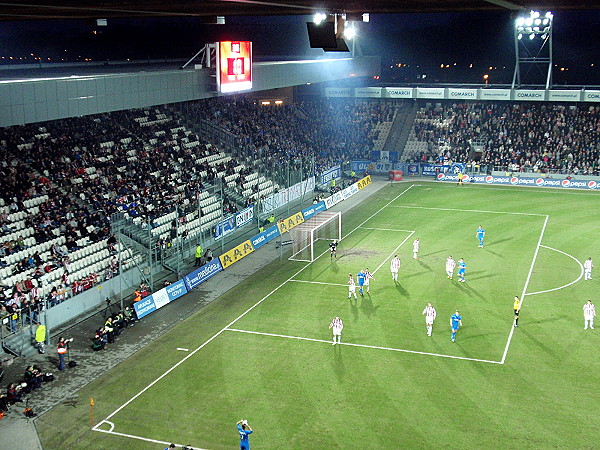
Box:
[389,205,546,217]
[92,184,417,441]
[289,279,347,287]
[225,328,502,364]
[500,214,549,364]
[373,231,415,276]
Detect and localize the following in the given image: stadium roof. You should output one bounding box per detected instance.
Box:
[0,0,598,21]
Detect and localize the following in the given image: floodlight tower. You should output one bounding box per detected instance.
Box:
[512,10,554,89]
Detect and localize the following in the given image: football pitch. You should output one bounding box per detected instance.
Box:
[36,181,600,449]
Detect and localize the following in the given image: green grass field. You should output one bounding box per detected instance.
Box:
[36,181,600,449]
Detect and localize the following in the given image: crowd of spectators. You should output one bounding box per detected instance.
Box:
[175,98,400,177]
[405,102,600,175]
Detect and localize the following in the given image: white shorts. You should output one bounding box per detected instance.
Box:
[425,317,435,325]
[391,269,398,275]
[349,285,356,293]
[332,327,342,336]
[364,279,370,286]
[585,315,594,321]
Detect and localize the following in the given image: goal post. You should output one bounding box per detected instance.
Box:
[288,211,342,262]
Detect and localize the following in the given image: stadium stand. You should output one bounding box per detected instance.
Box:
[402,102,600,175]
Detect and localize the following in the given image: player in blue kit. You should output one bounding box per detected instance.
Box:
[476,225,485,248]
[356,270,366,296]
[236,419,253,450]
[450,310,463,342]
[457,258,466,282]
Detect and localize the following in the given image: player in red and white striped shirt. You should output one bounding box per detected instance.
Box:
[329,316,343,345]
[422,303,437,336]
[390,255,400,282]
[364,268,375,294]
[583,300,596,330]
[347,273,357,299]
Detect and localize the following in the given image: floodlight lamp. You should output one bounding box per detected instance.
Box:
[533,26,540,32]
[517,33,523,40]
[542,18,549,26]
[313,13,327,24]
[531,11,540,19]
[344,26,356,40]
[540,34,548,40]
[362,13,370,22]
[515,17,525,27]
[529,33,535,40]
[545,11,553,19]
[525,17,533,26]
[534,18,541,25]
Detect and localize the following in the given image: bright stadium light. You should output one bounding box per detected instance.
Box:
[513,10,555,89]
[313,13,327,24]
[344,26,356,40]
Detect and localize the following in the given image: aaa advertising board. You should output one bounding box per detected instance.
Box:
[357,175,372,190]
[217,41,252,93]
[183,258,224,291]
[277,212,305,234]
[219,240,255,269]
[436,172,600,190]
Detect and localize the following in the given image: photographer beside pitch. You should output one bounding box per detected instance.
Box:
[236,419,253,450]
[57,336,73,371]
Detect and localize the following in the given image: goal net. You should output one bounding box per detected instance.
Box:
[288,211,342,262]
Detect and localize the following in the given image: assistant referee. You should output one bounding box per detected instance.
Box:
[513,296,521,327]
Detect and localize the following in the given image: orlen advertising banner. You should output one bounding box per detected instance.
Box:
[250,224,280,250]
[301,201,326,220]
[219,240,255,269]
[183,258,224,291]
[384,87,413,98]
[321,165,341,185]
[134,279,188,319]
[277,211,305,234]
[436,172,600,190]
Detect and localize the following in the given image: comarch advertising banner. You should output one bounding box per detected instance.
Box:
[436,172,600,190]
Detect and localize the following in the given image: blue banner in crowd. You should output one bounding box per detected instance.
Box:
[235,205,254,229]
[183,258,224,291]
[250,224,280,250]
[134,278,189,320]
[421,164,451,177]
[301,201,326,220]
[321,165,341,185]
[371,151,399,162]
[351,160,372,173]
[214,215,236,239]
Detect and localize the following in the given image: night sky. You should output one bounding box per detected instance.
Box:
[0,10,598,85]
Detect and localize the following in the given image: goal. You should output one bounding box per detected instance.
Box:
[288,211,342,262]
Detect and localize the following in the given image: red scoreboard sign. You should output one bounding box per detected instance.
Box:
[217,41,252,93]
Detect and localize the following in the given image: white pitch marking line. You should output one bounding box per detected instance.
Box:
[93,184,416,442]
[226,328,502,365]
[93,427,207,450]
[500,215,549,365]
[289,279,347,287]
[373,231,415,275]
[389,205,546,217]
[176,348,189,352]
[360,227,416,233]
[526,245,584,295]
